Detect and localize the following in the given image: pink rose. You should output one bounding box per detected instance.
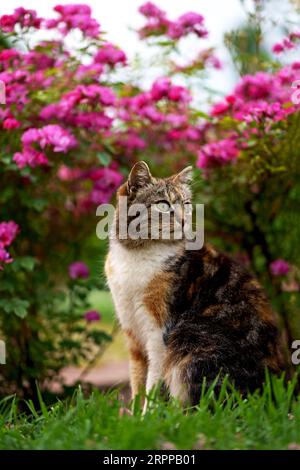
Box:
[270,259,290,276]
[3,118,20,129]
[68,261,89,279]
[84,310,101,322]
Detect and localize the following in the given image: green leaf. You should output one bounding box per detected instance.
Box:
[156,40,175,47]
[19,256,36,272]
[193,110,211,120]
[0,298,30,318]
[87,330,112,344]
[60,339,82,349]
[0,280,15,293]
[11,256,36,272]
[96,152,112,167]
[14,305,28,319]
[23,198,48,212]
[0,187,14,202]
[0,155,13,165]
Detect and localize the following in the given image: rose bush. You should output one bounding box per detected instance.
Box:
[0,3,207,398]
[0,2,300,398]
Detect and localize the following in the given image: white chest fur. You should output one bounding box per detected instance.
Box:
[106,241,179,349]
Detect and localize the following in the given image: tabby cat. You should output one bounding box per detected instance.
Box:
[105,161,283,406]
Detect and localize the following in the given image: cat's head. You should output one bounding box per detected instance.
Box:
[113,161,193,248]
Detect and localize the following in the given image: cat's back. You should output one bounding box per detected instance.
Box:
[165,244,275,324]
[163,244,283,395]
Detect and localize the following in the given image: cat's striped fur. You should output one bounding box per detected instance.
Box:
[105,162,283,405]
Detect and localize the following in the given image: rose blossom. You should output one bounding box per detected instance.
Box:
[94,43,127,66]
[0,220,19,268]
[0,221,19,247]
[270,259,290,276]
[3,118,20,129]
[197,138,239,169]
[84,310,101,322]
[68,261,89,279]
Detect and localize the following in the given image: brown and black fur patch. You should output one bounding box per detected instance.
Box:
[162,246,284,405]
[143,272,174,327]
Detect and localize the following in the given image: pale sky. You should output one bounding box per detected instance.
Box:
[0,1,245,49]
[2,0,295,100]
[1,0,249,96]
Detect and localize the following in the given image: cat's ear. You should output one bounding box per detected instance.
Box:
[127,161,153,193]
[172,166,193,186]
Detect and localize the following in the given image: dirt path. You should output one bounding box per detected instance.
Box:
[49,360,129,394]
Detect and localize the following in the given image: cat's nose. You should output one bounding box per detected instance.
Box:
[173,206,185,230]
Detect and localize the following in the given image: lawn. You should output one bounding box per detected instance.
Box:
[1,374,299,450]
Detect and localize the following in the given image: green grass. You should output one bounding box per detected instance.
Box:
[0,374,299,450]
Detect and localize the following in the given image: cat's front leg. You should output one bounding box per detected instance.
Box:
[143,330,166,413]
[125,329,148,399]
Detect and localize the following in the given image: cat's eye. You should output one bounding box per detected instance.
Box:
[155,201,171,212]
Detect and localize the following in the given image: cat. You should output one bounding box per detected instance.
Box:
[105,161,283,406]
